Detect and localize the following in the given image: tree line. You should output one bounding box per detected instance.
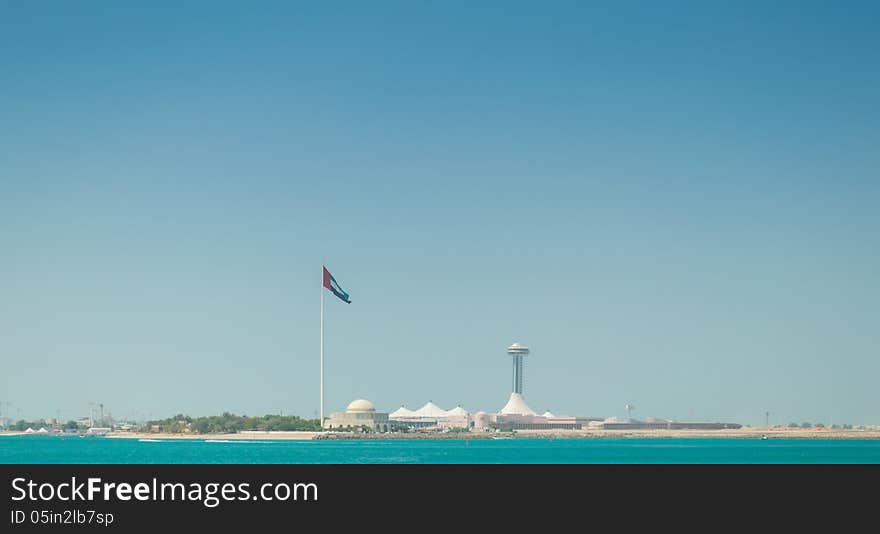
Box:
[1,413,321,433]
[145,413,321,433]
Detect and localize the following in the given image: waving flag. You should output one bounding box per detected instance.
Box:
[320,265,350,425]
[322,266,351,303]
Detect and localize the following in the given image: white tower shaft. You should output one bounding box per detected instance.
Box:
[512,355,524,394]
[507,343,529,395]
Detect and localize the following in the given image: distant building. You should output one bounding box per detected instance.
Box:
[487,344,605,430]
[601,421,742,430]
[324,399,389,432]
[390,401,466,429]
[472,411,492,430]
[493,413,604,430]
[386,343,607,432]
[382,339,743,434]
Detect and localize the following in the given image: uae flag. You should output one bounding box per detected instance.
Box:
[323,266,351,303]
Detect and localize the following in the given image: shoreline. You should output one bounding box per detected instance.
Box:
[512,428,880,440]
[105,431,322,440]
[3,429,879,441]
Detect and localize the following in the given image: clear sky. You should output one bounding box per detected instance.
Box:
[2,1,878,426]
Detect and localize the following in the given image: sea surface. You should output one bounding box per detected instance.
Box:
[2,435,879,464]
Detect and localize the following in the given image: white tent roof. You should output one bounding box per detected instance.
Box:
[389,406,415,419]
[499,392,536,416]
[541,411,556,418]
[444,406,469,417]
[414,401,447,418]
[25,427,35,433]
[37,427,49,433]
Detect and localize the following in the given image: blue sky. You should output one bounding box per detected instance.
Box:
[1,1,878,426]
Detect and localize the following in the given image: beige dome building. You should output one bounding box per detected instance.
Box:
[323,399,390,432]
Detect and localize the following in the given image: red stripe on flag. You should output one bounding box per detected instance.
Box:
[323,266,332,289]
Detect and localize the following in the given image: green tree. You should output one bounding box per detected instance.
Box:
[13,419,48,431]
[145,413,321,434]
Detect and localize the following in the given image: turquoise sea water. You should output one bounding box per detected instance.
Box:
[2,435,879,463]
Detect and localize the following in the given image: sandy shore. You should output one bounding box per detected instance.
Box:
[316,428,880,440]
[105,431,322,440]
[317,432,494,440]
[513,428,880,440]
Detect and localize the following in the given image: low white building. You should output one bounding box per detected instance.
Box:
[324,399,389,432]
[492,392,603,430]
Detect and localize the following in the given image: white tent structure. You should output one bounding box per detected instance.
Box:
[541,411,556,418]
[413,401,447,418]
[499,392,536,416]
[444,406,469,417]
[25,427,35,433]
[389,406,415,419]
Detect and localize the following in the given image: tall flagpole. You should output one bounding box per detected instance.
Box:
[320,275,324,428]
